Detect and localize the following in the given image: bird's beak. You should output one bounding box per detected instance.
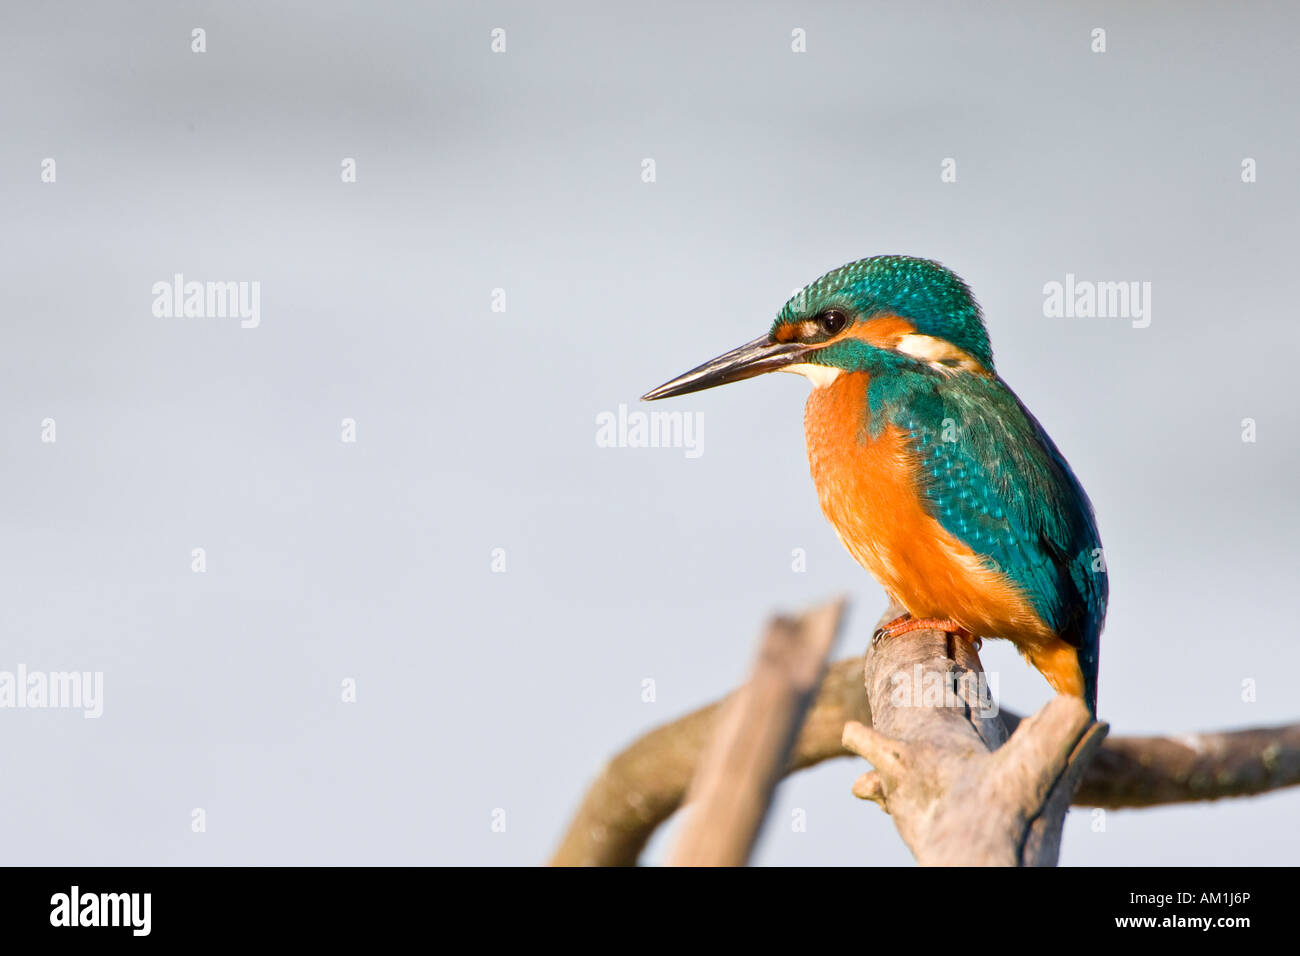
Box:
[641,335,810,401]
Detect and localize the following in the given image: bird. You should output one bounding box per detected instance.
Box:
[642,256,1107,716]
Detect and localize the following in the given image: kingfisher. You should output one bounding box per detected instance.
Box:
[642,256,1107,716]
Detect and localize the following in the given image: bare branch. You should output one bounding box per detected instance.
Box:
[548,613,867,867]
[666,599,844,866]
[845,609,1108,865]
[550,604,1300,866]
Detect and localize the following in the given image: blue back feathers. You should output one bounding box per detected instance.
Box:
[884,363,1107,712]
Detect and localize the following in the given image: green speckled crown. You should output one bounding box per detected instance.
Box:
[776,256,995,371]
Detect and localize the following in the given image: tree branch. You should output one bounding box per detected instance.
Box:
[548,650,869,867]
[666,599,844,866]
[550,604,1300,866]
[843,607,1108,864]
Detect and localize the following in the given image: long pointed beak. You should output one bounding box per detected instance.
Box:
[641,335,810,401]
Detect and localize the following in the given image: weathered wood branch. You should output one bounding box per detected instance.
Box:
[1000,711,1300,809]
[550,604,1300,866]
[666,599,844,866]
[549,652,870,867]
[844,608,1108,865]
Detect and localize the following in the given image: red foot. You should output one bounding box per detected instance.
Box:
[873,614,981,650]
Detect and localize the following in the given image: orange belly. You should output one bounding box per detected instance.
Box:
[803,371,1076,690]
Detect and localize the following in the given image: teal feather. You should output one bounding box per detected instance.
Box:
[834,350,1106,712]
[780,256,1106,713]
[901,368,1106,713]
[776,256,995,372]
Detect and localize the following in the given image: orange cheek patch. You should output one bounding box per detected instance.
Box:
[847,314,916,349]
[777,313,916,348]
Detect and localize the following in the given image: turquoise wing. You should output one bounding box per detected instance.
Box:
[878,370,1108,710]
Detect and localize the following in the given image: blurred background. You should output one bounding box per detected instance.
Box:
[0,1,1296,865]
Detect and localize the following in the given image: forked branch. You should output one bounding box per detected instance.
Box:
[550,603,1300,866]
[844,608,1107,864]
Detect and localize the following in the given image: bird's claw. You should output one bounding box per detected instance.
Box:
[872,613,912,646]
[872,614,980,650]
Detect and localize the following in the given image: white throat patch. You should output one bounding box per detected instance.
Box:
[780,363,842,388]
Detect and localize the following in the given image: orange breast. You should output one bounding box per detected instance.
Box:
[803,371,1057,652]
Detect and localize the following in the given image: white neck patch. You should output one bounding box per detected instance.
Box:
[780,363,842,388]
[894,333,984,373]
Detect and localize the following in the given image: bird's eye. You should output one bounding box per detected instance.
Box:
[817,310,848,336]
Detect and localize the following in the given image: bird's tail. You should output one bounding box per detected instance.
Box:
[1026,638,1098,719]
[1078,637,1100,719]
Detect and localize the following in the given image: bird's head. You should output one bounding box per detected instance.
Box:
[642,256,995,401]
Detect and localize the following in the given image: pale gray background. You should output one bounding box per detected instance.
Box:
[1,2,1296,866]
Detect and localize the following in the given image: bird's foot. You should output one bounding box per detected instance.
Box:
[872,614,981,650]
